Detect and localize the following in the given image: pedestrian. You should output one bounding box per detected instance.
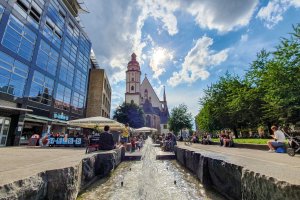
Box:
[121,123,130,150]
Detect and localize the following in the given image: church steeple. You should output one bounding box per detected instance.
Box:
[125,53,141,105]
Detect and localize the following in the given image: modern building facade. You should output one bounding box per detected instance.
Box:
[0,0,91,146]
[125,53,169,134]
[86,53,111,118]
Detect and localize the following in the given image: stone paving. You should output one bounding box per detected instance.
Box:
[0,146,114,186]
[177,142,300,185]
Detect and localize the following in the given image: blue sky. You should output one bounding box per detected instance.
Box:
[80,0,300,118]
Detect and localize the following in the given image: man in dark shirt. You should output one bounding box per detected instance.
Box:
[99,125,115,150]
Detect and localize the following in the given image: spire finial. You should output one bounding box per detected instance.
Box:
[163,85,166,102]
[131,53,136,61]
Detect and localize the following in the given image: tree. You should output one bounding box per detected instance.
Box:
[113,102,145,128]
[168,104,193,135]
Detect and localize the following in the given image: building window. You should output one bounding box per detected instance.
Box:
[29,71,54,105]
[72,92,84,114]
[13,0,43,29]
[77,51,88,72]
[131,100,134,104]
[43,16,62,48]
[0,5,4,20]
[163,124,168,129]
[79,34,90,57]
[74,70,86,94]
[67,20,79,43]
[0,52,29,97]
[131,77,134,81]
[36,39,59,75]
[64,37,77,63]
[54,83,71,111]
[59,58,74,85]
[47,0,65,30]
[131,86,134,91]
[2,15,37,61]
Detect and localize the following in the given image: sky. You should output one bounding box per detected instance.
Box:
[80,0,300,119]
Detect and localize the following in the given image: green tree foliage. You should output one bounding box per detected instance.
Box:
[168,104,193,135]
[113,102,145,128]
[196,24,300,134]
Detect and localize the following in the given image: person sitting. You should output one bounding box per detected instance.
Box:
[267,125,286,153]
[131,137,136,152]
[219,131,226,146]
[202,133,212,145]
[99,125,115,150]
[223,131,233,147]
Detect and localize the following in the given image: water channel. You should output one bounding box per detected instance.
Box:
[78,140,225,200]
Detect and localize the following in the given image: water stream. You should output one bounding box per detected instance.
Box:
[78,139,224,200]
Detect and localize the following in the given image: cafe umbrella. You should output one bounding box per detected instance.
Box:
[67,116,125,130]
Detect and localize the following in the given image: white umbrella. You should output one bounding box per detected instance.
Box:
[135,127,158,132]
[68,116,124,130]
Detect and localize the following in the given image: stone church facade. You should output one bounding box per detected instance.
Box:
[125,53,169,134]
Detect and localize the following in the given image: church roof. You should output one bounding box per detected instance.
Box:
[127,53,140,71]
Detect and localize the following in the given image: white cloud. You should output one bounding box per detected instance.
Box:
[168,36,229,87]
[149,47,173,79]
[183,0,258,33]
[257,0,300,29]
[240,34,249,42]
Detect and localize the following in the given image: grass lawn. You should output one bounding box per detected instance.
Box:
[211,138,270,144]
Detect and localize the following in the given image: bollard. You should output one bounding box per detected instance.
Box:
[121,181,124,187]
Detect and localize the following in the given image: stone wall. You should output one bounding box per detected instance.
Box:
[174,146,300,200]
[0,147,124,200]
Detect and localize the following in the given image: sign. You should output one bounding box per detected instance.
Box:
[48,137,82,146]
[53,112,69,121]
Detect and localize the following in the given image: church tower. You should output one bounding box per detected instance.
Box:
[125,53,141,105]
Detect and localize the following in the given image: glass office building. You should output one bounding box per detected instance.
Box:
[0,0,91,146]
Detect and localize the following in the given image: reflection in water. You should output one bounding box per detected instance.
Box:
[78,140,224,200]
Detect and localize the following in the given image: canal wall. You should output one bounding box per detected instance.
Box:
[174,146,300,200]
[0,147,124,200]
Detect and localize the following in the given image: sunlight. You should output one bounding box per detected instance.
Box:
[152,47,168,66]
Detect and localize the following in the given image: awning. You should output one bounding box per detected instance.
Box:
[0,105,33,112]
[25,114,53,123]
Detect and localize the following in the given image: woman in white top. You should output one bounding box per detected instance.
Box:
[267,125,286,152]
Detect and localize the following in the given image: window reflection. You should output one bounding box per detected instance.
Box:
[43,16,62,48]
[0,5,4,20]
[47,0,65,30]
[0,51,29,97]
[59,58,74,85]
[64,37,77,63]
[36,39,59,75]
[72,92,84,114]
[74,70,86,93]
[29,70,54,105]
[54,84,71,111]
[1,15,37,61]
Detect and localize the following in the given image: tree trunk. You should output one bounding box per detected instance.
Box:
[232,126,238,138]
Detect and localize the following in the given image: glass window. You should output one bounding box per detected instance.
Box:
[77,51,89,72]
[72,92,84,114]
[67,20,79,43]
[13,0,43,29]
[59,58,74,85]
[64,37,77,63]
[47,0,65,30]
[36,39,59,75]
[54,84,71,111]
[0,51,29,97]
[43,16,62,48]
[0,5,4,20]
[79,34,90,57]
[74,70,86,94]
[2,15,37,61]
[29,71,54,105]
